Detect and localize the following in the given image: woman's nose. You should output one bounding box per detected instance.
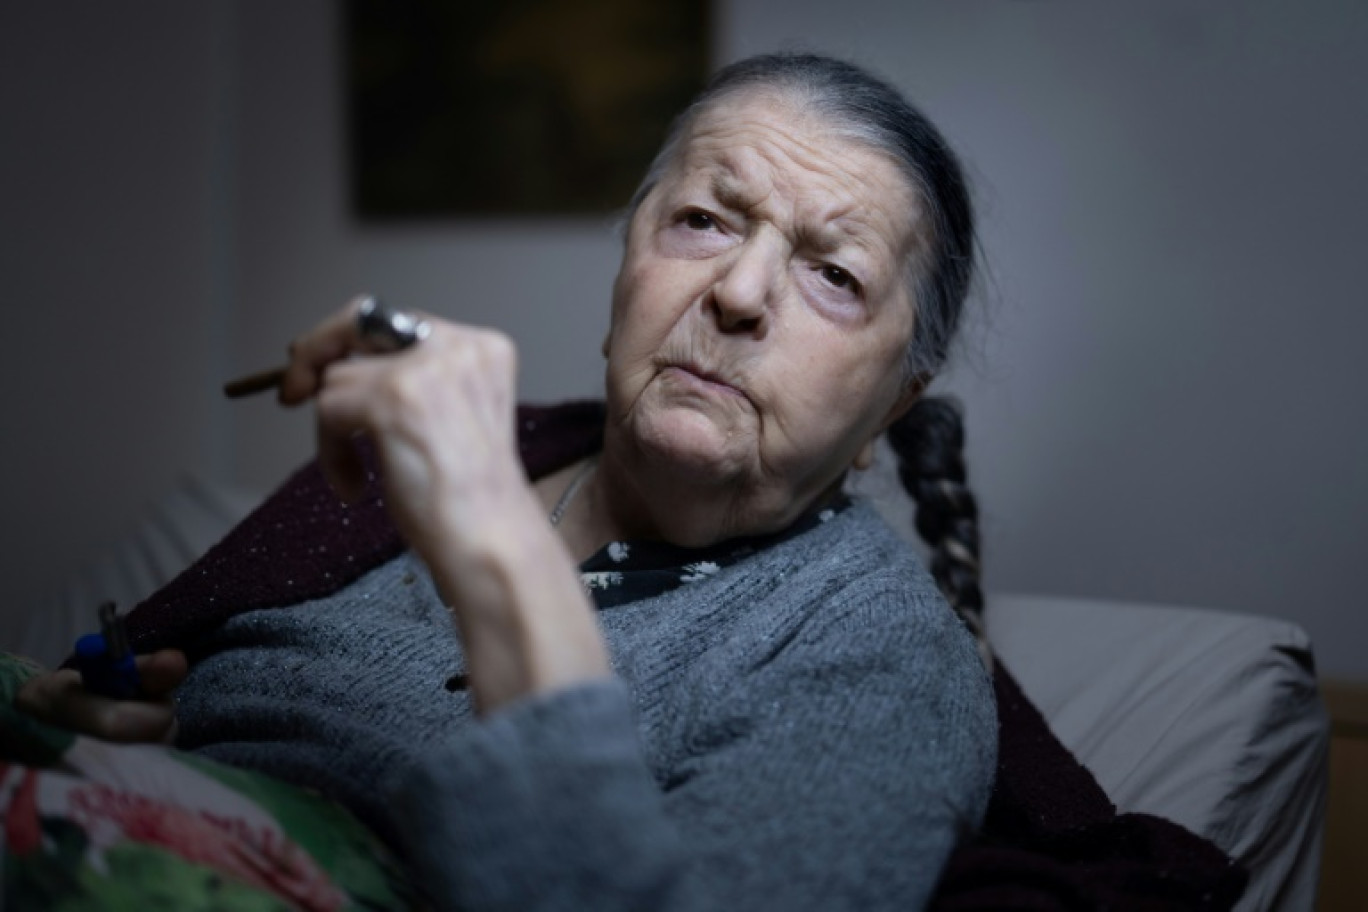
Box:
[709,234,782,335]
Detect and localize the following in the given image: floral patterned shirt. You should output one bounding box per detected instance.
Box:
[579,494,851,609]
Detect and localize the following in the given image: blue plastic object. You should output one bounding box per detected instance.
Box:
[73,605,141,699]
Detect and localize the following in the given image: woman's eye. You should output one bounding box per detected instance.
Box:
[683,211,717,231]
[820,265,858,292]
[660,208,733,258]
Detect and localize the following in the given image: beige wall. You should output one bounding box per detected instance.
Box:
[4,0,1366,677]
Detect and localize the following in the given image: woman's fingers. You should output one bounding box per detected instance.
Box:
[274,299,525,552]
[277,295,376,406]
[15,671,176,744]
[135,648,189,697]
[68,686,178,744]
[311,321,524,550]
[317,404,369,504]
[15,650,187,744]
[313,356,391,504]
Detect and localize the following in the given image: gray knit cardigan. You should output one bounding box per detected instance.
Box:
[174,498,997,911]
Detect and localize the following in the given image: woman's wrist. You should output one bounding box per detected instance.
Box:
[421,490,611,714]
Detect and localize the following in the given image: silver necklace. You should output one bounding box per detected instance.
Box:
[549,457,597,527]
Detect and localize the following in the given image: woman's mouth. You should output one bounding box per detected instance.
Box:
[662,364,750,402]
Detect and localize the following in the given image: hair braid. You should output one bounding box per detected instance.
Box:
[886,397,991,669]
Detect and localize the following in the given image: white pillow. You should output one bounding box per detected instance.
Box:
[16,476,261,668]
[985,593,1329,912]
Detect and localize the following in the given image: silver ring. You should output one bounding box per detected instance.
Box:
[356,295,431,352]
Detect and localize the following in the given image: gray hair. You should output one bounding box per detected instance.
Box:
[628,53,976,384]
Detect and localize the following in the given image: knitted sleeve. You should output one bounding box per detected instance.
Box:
[385,578,997,911]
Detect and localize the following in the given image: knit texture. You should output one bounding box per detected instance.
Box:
[172,499,997,912]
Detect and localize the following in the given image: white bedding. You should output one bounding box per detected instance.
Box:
[987,593,1329,912]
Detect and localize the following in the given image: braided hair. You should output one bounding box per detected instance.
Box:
[631,54,987,659]
[886,398,989,668]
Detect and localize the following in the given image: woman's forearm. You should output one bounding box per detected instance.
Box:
[419,489,611,715]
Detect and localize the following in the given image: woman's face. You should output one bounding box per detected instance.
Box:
[605,91,925,528]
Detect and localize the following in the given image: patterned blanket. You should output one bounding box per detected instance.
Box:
[1,656,419,911]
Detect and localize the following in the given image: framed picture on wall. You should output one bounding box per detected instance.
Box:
[346,0,711,218]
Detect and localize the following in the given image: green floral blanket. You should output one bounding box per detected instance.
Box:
[0,654,421,911]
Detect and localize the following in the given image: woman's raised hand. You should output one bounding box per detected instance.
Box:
[279,296,528,560]
[15,649,188,743]
[278,297,610,713]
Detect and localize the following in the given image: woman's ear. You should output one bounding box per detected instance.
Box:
[853,375,929,471]
[883,374,929,430]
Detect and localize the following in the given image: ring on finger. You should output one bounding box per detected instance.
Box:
[356,295,431,352]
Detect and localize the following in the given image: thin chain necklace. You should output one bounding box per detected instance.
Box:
[549,457,597,527]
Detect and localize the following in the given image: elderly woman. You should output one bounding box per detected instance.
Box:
[17,53,995,909]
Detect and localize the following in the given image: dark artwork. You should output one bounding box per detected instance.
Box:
[346,0,711,218]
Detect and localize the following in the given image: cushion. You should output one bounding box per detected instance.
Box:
[14,477,260,668]
[985,593,1329,911]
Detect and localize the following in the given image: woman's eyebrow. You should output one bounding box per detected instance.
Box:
[696,162,896,266]
[807,213,888,264]
[708,171,752,210]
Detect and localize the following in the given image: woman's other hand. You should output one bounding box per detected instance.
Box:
[15,649,188,743]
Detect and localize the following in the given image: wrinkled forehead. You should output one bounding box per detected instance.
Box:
[669,88,930,262]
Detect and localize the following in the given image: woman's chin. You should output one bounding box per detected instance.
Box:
[629,405,752,483]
